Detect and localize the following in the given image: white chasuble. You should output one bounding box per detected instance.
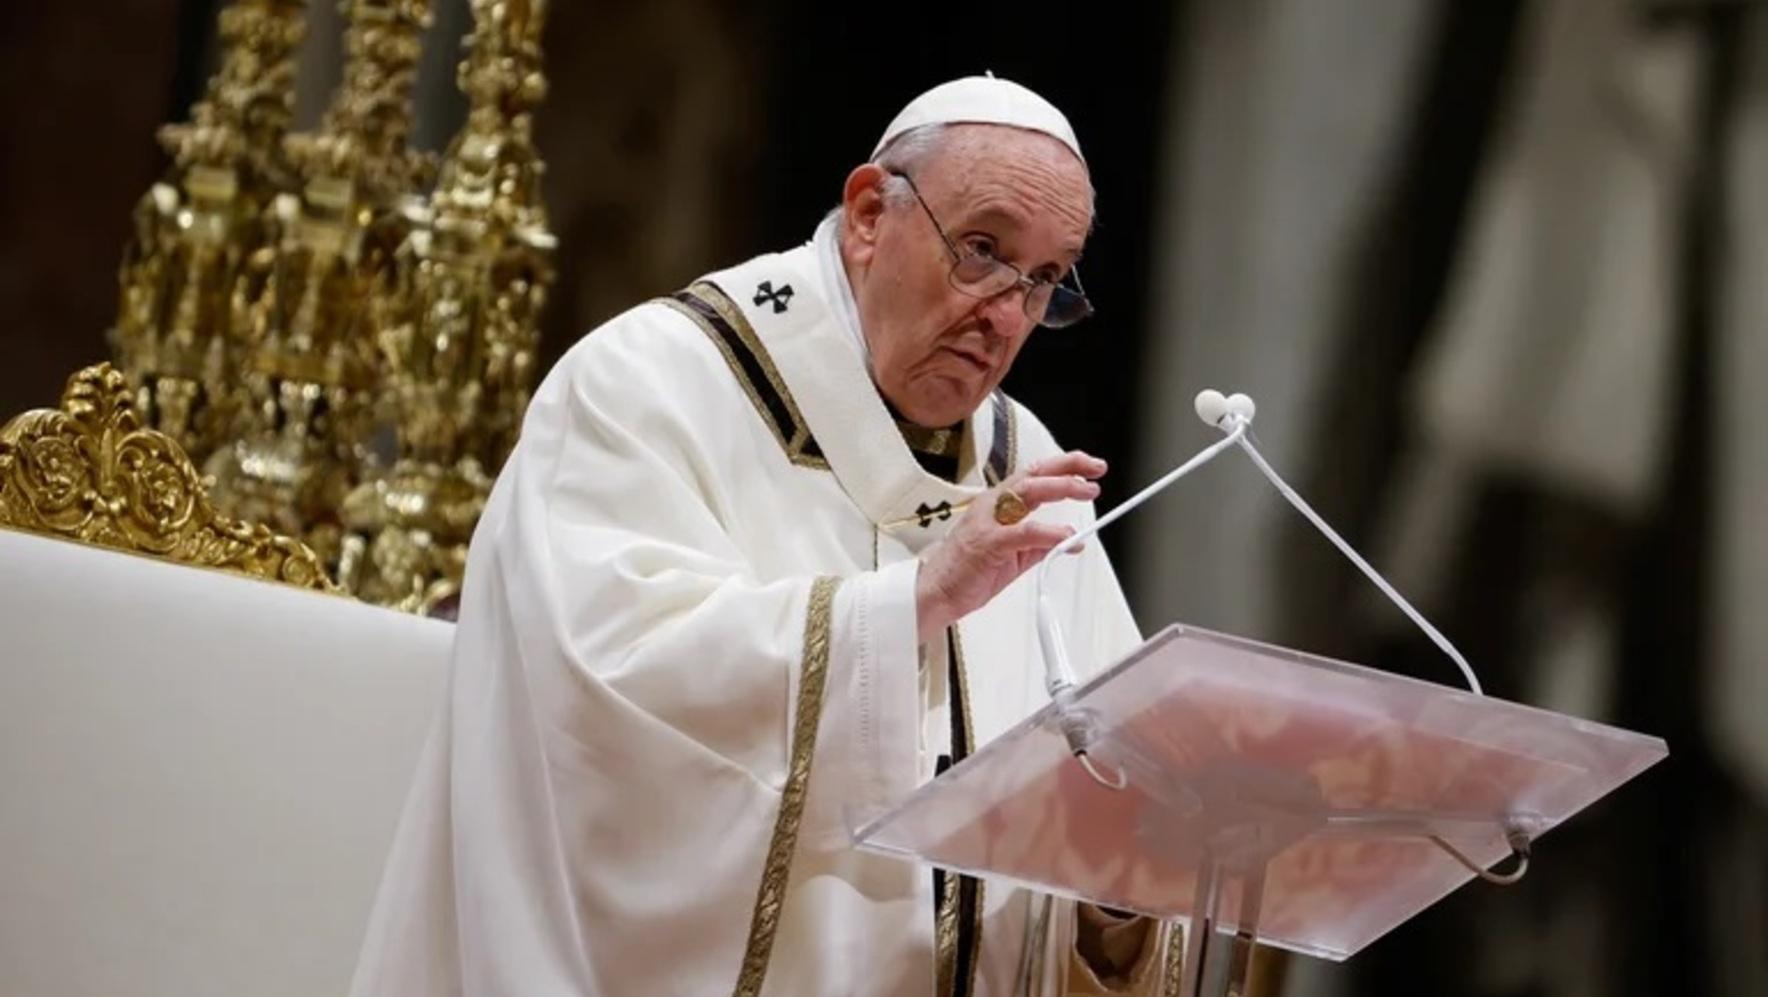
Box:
[349,222,1170,997]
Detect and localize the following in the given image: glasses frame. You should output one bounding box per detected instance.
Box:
[890,170,1094,329]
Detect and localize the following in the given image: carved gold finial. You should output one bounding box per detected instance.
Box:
[283,0,438,205]
[205,0,438,564]
[337,0,556,614]
[112,0,309,464]
[107,0,556,615]
[0,364,336,592]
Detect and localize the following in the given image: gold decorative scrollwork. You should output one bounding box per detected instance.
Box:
[0,364,337,593]
[336,0,555,614]
[106,0,556,614]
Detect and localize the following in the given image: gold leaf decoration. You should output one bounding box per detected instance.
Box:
[0,363,337,593]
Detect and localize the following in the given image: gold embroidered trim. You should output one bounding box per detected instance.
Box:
[662,283,830,472]
[933,629,984,997]
[936,868,961,994]
[898,421,964,459]
[934,867,988,997]
[1161,921,1186,997]
[899,418,971,486]
[731,575,840,997]
[1001,400,1018,480]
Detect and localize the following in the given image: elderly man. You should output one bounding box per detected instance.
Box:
[351,77,1169,996]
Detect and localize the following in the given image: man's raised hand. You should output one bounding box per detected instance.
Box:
[914,451,1107,644]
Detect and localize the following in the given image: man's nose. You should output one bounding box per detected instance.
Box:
[974,286,1034,340]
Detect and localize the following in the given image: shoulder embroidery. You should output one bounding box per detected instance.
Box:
[659,281,829,472]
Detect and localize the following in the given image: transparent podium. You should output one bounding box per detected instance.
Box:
[854,624,1668,997]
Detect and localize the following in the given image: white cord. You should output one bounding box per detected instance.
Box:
[1030,388,1484,708]
[1232,434,1484,696]
[1033,420,1250,696]
[1429,833,1529,885]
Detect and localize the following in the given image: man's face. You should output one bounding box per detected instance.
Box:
[841,126,1093,428]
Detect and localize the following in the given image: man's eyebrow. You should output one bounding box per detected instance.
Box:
[959,206,1087,266]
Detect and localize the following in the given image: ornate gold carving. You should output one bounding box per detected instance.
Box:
[338,0,556,614]
[112,0,308,461]
[205,0,437,567]
[732,576,841,997]
[109,0,557,614]
[0,364,335,593]
[336,458,490,615]
[284,1,437,206]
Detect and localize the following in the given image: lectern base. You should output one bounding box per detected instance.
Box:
[1165,925,1288,997]
[1174,856,1267,997]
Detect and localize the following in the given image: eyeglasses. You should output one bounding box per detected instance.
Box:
[890,171,1094,329]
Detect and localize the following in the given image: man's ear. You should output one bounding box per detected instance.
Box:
[841,164,891,264]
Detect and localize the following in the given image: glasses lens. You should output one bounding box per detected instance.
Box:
[1037,286,1094,328]
[948,254,1015,296]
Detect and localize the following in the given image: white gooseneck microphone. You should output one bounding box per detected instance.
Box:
[1033,388,1483,761]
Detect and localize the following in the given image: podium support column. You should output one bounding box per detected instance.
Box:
[1174,857,1267,997]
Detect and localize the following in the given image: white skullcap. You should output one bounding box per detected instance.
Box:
[871,72,1084,165]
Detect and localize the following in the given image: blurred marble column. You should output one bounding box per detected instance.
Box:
[1129,0,1435,639]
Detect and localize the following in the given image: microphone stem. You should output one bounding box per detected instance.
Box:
[1034,420,1249,696]
[1031,412,1485,702]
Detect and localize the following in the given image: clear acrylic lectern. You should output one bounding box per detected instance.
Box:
[854,624,1668,997]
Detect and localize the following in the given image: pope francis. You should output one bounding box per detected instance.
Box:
[350,76,1173,996]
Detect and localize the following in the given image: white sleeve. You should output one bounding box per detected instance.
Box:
[495,309,921,808]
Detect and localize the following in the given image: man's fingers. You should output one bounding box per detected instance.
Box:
[1014,474,1101,508]
[997,521,1077,554]
[1024,450,1108,481]
[1002,451,1108,514]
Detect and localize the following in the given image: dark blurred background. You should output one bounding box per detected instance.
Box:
[1,1,1762,994]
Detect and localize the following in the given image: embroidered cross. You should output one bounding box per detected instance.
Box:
[753,280,794,314]
[914,501,953,528]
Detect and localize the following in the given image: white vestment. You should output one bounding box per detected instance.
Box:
[349,220,1169,996]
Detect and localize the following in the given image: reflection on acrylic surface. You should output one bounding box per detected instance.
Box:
[858,625,1668,961]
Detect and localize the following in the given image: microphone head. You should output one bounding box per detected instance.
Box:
[1194,389,1228,427]
[1226,393,1257,424]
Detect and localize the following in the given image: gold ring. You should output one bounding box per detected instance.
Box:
[993,489,1030,526]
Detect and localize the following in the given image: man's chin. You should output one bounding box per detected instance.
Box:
[895,384,989,428]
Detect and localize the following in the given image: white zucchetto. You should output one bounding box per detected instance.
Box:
[871,72,1084,165]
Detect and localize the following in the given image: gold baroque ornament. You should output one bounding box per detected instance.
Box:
[0,364,336,594]
[204,0,439,563]
[108,0,558,614]
[111,0,309,462]
[337,0,557,615]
